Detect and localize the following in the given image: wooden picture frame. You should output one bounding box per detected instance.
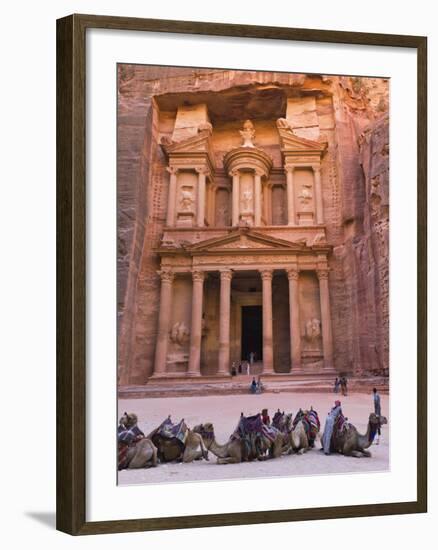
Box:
[56,13,427,535]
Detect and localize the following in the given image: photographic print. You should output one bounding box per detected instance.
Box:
[117,64,390,486]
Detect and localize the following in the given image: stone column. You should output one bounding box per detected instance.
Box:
[313,165,324,225]
[260,269,274,373]
[231,170,240,226]
[287,268,301,371]
[187,270,205,376]
[254,170,262,226]
[196,168,207,227]
[317,268,334,369]
[207,183,217,226]
[153,269,174,376]
[166,167,178,227]
[285,165,296,226]
[218,269,232,375]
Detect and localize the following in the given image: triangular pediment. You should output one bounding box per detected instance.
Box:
[161,132,212,155]
[277,125,327,153]
[188,229,305,253]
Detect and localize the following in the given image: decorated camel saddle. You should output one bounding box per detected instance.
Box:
[292,408,321,447]
[117,412,145,470]
[151,416,188,449]
[234,413,279,444]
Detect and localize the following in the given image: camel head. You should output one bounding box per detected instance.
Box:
[369,412,387,427]
[119,412,138,428]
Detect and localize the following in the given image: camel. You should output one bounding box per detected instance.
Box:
[147,416,209,463]
[330,412,388,457]
[118,412,158,470]
[194,417,284,464]
[289,408,321,454]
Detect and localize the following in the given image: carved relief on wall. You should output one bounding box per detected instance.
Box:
[241,188,253,212]
[239,119,256,147]
[303,317,322,352]
[179,187,195,212]
[298,183,313,205]
[169,321,190,346]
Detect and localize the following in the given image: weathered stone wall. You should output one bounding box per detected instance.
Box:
[117,66,389,384]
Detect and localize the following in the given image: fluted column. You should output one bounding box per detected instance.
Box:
[287,268,301,371]
[231,170,240,226]
[313,165,324,225]
[254,170,262,226]
[166,167,178,227]
[218,269,233,375]
[260,269,274,373]
[196,168,207,227]
[153,269,174,376]
[285,165,296,226]
[187,270,205,376]
[317,268,334,369]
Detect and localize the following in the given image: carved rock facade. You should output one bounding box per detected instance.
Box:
[117,66,389,384]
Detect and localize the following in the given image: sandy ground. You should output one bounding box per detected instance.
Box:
[118,391,389,485]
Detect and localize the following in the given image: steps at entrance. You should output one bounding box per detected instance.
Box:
[118,375,388,399]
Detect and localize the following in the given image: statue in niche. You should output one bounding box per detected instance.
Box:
[169,321,190,346]
[179,188,194,212]
[305,318,321,344]
[217,204,229,226]
[241,189,253,212]
[239,120,256,147]
[298,183,313,204]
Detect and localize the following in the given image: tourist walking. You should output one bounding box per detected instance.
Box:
[321,400,343,455]
[340,376,348,396]
[373,387,381,444]
[333,377,340,393]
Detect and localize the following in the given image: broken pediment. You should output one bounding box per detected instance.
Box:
[276,118,327,156]
[188,229,307,253]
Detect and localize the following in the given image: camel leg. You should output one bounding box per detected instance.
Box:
[182,448,203,463]
[216,456,240,464]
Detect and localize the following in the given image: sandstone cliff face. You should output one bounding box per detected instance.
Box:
[117,66,389,384]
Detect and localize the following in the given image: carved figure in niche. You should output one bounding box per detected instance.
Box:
[305,318,321,343]
[241,189,253,212]
[239,120,256,147]
[298,183,313,204]
[179,188,194,212]
[169,321,190,346]
[217,204,229,226]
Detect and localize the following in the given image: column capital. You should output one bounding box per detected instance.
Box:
[260,269,273,281]
[195,167,208,175]
[254,168,264,178]
[192,270,206,283]
[285,164,295,174]
[316,268,329,280]
[219,269,233,281]
[166,166,178,175]
[286,268,300,281]
[312,164,321,174]
[229,169,240,178]
[157,269,174,283]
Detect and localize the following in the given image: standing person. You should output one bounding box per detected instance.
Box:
[256,376,264,394]
[231,362,237,376]
[321,400,343,455]
[261,408,270,426]
[249,351,255,367]
[334,377,340,394]
[250,377,257,394]
[373,387,382,444]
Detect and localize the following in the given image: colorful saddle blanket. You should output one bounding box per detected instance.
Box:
[117,424,144,470]
[292,409,320,444]
[155,417,187,446]
[234,414,278,443]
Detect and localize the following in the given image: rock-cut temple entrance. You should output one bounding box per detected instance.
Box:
[241,305,263,361]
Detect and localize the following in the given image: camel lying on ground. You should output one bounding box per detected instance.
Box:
[194,418,284,464]
[147,417,209,463]
[330,412,388,457]
[118,412,158,469]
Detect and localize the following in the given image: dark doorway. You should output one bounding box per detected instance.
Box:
[241,305,263,361]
